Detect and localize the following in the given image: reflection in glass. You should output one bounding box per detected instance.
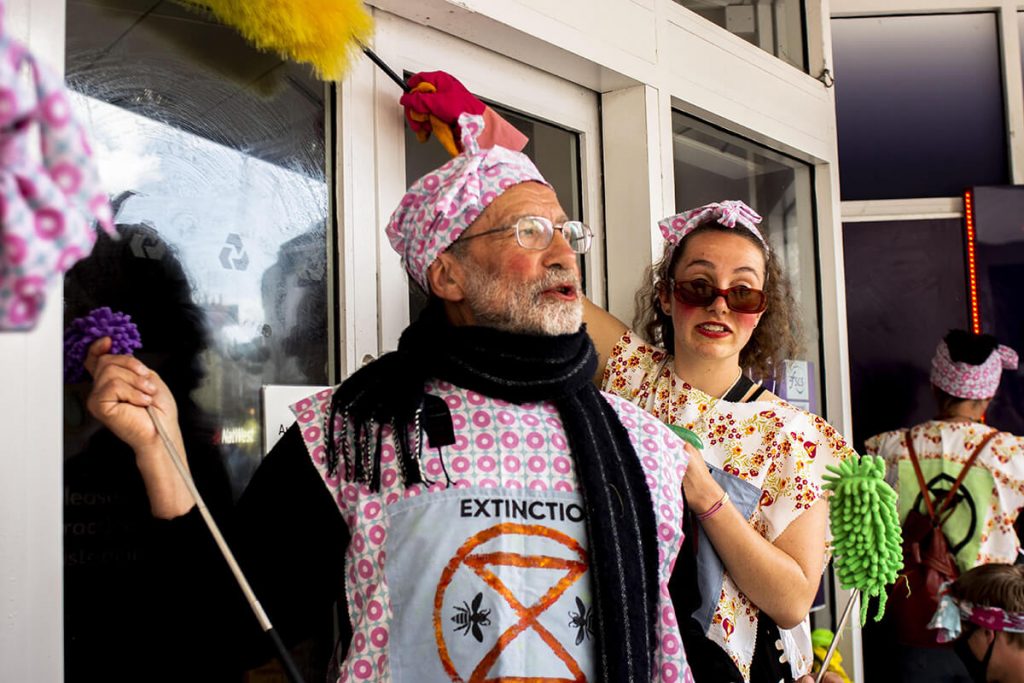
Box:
[403,102,584,322]
[672,111,821,404]
[675,0,806,71]
[832,13,1008,200]
[63,1,330,681]
[969,186,1024,437]
[65,0,329,493]
[842,218,969,454]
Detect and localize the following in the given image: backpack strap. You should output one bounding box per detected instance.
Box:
[904,430,937,520]
[934,429,999,519]
[722,374,756,402]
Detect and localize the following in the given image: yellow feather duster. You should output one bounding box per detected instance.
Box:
[178,0,374,81]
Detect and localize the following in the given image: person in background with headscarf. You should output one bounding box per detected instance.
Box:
[867,330,1024,568]
[82,110,695,682]
[864,329,1024,681]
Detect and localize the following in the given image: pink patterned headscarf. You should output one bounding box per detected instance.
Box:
[929,582,1024,643]
[657,200,767,250]
[931,340,1019,400]
[0,4,114,330]
[385,113,549,291]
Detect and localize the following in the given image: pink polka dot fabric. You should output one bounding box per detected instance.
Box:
[0,10,113,330]
[291,383,694,682]
[657,200,766,254]
[384,113,549,292]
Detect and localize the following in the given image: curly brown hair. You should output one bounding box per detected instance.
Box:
[632,222,802,381]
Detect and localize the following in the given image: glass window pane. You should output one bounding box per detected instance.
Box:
[970,186,1024,436]
[675,0,806,71]
[672,111,821,408]
[62,1,330,679]
[832,13,1008,200]
[404,102,584,322]
[842,219,969,452]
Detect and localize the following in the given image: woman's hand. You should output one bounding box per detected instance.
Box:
[681,444,726,514]
[683,439,829,628]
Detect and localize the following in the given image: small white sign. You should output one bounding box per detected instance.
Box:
[261,384,331,456]
[783,359,810,402]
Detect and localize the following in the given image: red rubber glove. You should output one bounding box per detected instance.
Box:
[400,71,485,137]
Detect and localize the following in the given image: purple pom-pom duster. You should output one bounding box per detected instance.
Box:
[63,306,142,383]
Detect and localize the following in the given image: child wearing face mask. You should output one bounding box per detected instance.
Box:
[584,201,856,683]
[929,563,1024,683]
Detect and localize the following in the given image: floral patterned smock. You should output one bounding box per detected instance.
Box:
[866,420,1024,569]
[601,331,855,681]
[291,380,694,683]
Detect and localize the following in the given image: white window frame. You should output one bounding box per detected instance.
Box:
[0,6,66,683]
[832,0,1024,221]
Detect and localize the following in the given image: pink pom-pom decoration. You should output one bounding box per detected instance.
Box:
[64,306,142,383]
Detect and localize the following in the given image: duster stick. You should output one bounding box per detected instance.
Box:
[146,405,306,683]
[361,45,409,92]
[816,590,858,683]
[817,454,904,680]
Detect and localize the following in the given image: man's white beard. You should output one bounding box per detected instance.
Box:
[461,262,583,336]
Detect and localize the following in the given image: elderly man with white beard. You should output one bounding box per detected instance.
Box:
[83,114,694,683]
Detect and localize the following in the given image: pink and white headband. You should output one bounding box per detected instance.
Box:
[929,583,1024,643]
[931,340,1019,400]
[385,113,549,291]
[657,200,767,250]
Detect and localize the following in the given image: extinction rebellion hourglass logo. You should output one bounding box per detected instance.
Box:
[433,522,590,682]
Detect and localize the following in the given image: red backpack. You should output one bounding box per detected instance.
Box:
[888,429,997,647]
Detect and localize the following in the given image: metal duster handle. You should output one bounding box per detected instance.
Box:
[360,44,409,92]
[816,589,858,683]
[145,406,307,683]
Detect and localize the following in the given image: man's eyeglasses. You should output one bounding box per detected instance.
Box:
[457,216,593,254]
[670,278,767,314]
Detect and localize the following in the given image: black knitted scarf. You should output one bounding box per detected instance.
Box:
[326,303,659,682]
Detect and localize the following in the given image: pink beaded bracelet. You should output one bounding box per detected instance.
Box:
[697,491,730,522]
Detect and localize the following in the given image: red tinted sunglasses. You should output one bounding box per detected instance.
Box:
[670,279,767,314]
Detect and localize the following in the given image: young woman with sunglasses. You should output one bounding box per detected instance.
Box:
[583,200,855,683]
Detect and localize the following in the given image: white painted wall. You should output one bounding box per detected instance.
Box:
[0,3,66,681]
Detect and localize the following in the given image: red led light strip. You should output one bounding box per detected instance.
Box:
[963,190,981,334]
